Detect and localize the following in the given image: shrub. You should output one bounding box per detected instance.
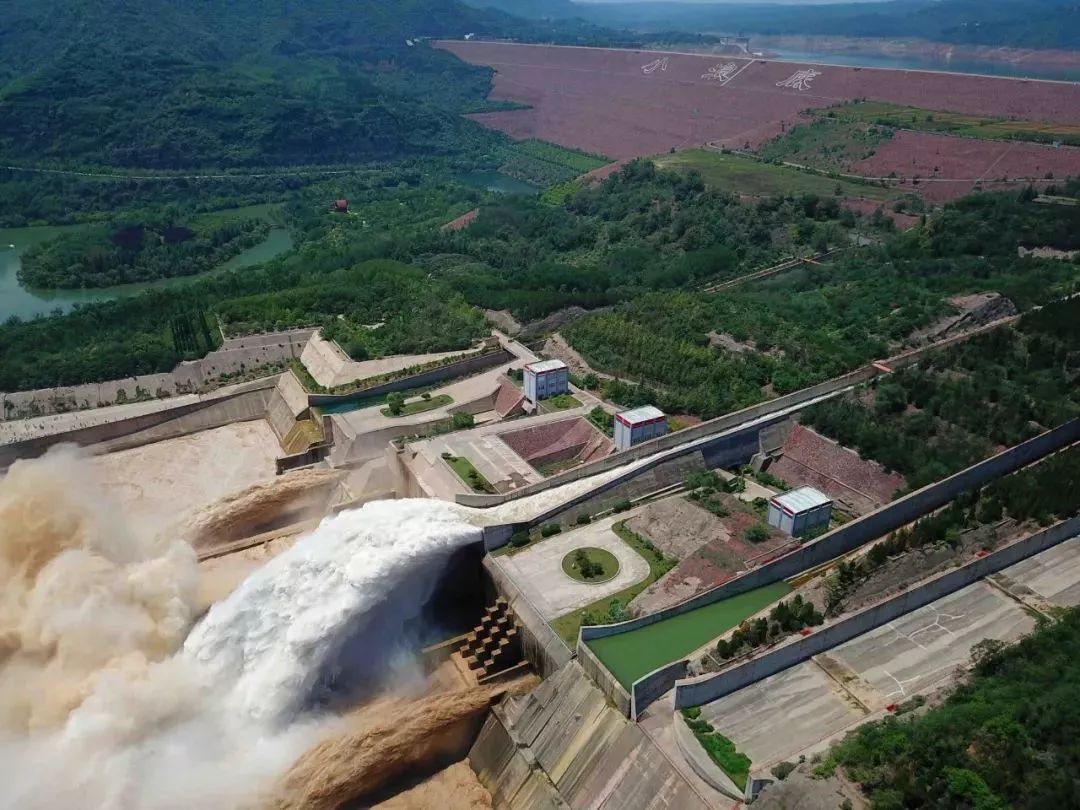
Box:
[576,513,592,525]
[612,499,633,513]
[452,411,475,429]
[685,469,722,491]
[771,761,797,781]
[509,530,530,548]
[386,391,405,415]
[541,524,562,538]
[745,523,771,543]
[724,475,746,494]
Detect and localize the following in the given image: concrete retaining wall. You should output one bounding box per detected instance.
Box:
[576,636,631,716]
[532,451,708,531]
[266,371,310,442]
[468,662,711,810]
[484,555,572,679]
[275,443,332,474]
[1,328,311,421]
[307,348,512,407]
[674,513,1080,709]
[0,379,277,469]
[632,659,689,719]
[581,418,1080,645]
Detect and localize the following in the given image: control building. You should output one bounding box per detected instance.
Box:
[613,405,667,451]
[523,359,569,403]
[767,486,833,537]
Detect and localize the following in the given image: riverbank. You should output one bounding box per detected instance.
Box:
[0,204,293,321]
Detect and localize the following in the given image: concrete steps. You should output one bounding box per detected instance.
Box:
[459,598,523,679]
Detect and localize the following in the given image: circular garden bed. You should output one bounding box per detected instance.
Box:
[561,546,620,584]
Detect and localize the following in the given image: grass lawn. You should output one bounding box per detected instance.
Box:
[381,393,452,417]
[825,101,1080,146]
[562,547,620,583]
[541,393,583,412]
[654,148,893,201]
[444,454,495,494]
[586,580,792,689]
[550,521,676,645]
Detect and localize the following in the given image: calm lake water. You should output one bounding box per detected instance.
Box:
[0,206,294,322]
[457,170,540,196]
[768,49,1080,82]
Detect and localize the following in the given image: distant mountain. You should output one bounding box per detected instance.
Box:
[0,0,624,170]
[462,0,588,20]
[477,0,1080,51]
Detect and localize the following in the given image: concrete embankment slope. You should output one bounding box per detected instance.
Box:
[0,377,278,471]
[469,661,712,809]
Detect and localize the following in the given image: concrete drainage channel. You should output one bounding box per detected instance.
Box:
[573,420,1080,720]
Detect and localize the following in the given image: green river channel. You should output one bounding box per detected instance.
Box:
[0,203,293,322]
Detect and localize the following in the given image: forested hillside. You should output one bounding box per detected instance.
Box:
[0,0,600,170]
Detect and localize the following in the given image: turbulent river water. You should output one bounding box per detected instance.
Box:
[0,448,487,809]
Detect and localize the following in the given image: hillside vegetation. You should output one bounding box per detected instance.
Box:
[0,0,570,170]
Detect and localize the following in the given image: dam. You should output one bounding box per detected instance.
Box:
[4,325,1079,808]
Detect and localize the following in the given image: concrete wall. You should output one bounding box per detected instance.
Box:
[1,328,311,421]
[266,370,310,442]
[456,365,878,509]
[576,635,632,716]
[632,659,689,720]
[0,379,277,469]
[307,348,512,407]
[483,555,573,679]
[531,450,708,531]
[468,662,711,810]
[455,315,1026,512]
[674,513,1080,708]
[581,418,1080,645]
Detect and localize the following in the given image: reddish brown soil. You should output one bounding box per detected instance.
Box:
[437,41,1080,162]
[442,208,478,231]
[850,131,1080,200]
[629,495,798,614]
[769,424,907,515]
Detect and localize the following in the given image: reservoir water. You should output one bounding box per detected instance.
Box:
[457,170,540,196]
[0,207,293,322]
[767,48,1080,83]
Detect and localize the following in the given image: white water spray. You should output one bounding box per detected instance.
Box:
[184,500,482,724]
[0,449,484,810]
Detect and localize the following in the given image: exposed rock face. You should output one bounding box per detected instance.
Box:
[910,292,1018,346]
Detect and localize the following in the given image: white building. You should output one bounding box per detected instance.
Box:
[767,486,833,537]
[523,359,569,403]
[613,405,667,451]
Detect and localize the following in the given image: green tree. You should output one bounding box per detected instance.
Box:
[386,391,405,415]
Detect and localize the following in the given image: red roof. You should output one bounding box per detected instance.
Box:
[333,199,348,211]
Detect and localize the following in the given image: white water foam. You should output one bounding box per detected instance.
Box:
[1,455,483,810]
[184,498,482,724]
